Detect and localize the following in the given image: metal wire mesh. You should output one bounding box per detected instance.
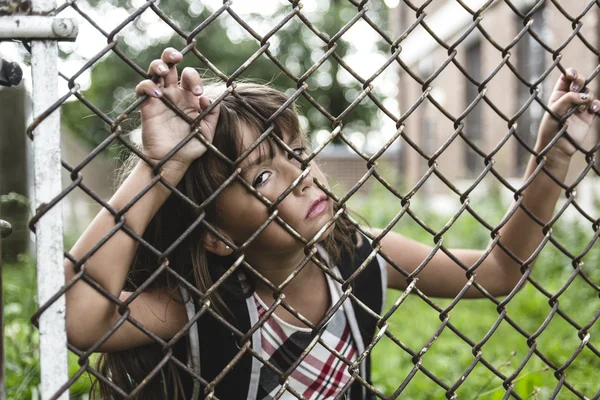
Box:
[15,0,600,398]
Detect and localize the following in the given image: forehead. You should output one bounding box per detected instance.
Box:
[237,121,303,167]
[238,121,298,147]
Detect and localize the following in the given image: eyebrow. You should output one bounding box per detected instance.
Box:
[240,154,272,173]
[239,136,303,173]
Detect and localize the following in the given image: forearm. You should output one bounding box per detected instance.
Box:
[65,160,187,320]
[490,140,571,279]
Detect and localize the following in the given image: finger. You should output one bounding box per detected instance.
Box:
[146,60,168,89]
[159,48,183,87]
[577,91,595,112]
[161,47,183,64]
[135,79,162,98]
[588,100,600,115]
[148,59,170,78]
[568,70,588,93]
[552,68,577,94]
[199,96,221,134]
[551,91,594,116]
[565,68,578,81]
[180,67,203,95]
[199,96,212,110]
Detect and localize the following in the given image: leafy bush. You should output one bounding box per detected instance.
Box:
[3,255,95,399]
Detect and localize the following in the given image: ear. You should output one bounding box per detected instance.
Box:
[201,231,234,257]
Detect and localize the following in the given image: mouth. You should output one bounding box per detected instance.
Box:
[306,194,329,219]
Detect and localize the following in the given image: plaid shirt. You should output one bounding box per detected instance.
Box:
[253,275,357,400]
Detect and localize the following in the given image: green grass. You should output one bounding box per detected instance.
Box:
[3,174,600,398]
[371,284,600,399]
[345,174,600,399]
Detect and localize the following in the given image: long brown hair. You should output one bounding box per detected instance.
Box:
[91,82,358,399]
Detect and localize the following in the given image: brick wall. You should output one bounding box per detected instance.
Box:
[395,0,600,197]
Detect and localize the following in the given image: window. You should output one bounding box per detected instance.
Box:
[464,39,483,177]
[515,7,546,175]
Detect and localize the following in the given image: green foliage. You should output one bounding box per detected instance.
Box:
[3,255,38,399]
[0,192,31,209]
[3,255,96,399]
[61,0,390,156]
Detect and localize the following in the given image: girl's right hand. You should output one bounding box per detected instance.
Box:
[135,47,220,170]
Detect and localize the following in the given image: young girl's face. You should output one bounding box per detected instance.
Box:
[213,123,335,256]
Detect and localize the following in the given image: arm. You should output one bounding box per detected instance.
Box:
[65,47,220,351]
[380,69,598,298]
[65,161,189,351]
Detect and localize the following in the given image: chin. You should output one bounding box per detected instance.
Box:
[314,218,336,244]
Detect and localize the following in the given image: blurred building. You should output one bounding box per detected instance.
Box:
[316,146,400,197]
[0,84,30,260]
[393,0,600,196]
[60,127,116,237]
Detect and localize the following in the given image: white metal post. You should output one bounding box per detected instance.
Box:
[30,0,68,397]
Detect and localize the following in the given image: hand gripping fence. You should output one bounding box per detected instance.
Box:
[2,0,600,399]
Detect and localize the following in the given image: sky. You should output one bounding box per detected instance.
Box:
[0,0,403,153]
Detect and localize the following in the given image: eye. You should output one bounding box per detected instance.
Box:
[253,171,271,188]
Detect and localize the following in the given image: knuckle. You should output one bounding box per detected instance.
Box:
[161,47,176,56]
[162,47,181,62]
[135,81,153,96]
[181,67,197,77]
[149,60,165,72]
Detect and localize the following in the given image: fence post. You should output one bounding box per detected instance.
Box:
[0,219,13,400]
[0,4,77,398]
[30,0,69,397]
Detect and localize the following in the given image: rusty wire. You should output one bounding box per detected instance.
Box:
[18,0,600,399]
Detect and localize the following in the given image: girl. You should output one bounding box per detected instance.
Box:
[64,47,598,399]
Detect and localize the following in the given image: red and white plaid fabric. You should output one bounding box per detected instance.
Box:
[253,277,357,399]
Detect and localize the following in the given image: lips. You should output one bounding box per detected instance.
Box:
[306,194,329,219]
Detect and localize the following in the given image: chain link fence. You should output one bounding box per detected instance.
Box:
[5,0,600,398]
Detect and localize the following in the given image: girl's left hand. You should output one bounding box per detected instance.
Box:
[538,68,599,158]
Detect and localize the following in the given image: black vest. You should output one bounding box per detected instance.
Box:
[189,234,384,399]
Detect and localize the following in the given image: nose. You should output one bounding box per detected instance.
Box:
[291,162,313,196]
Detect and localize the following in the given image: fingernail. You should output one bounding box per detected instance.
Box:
[580,93,589,100]
[194,85,203,94]
[171,51,181,59]
[570,70,577,79]
[579,104,588,112]
[157,64,168,73]
[592,104,598,112]
[154,88,162,97]
[572,84,579,92]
